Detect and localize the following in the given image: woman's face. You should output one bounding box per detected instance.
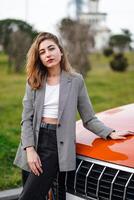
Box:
[38,39,62,69]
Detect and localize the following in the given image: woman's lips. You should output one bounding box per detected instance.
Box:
[47,59,54,63]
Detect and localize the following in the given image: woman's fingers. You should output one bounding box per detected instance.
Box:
[38,156,42,167]
[110,130,134,139]
[30,160,43,176]
[116,136,126,139]
[27,150,43,176]
[35,157,43,174]
[127,131,134,135]
[28,162,38,175]
[31,162,39,176]
[118,130,134,136]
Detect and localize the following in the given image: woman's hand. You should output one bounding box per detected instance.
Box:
[109,130,134,140]
[26,146,43,176]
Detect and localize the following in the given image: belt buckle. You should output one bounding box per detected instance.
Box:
[40,122,57,130]
[40,122,47,128]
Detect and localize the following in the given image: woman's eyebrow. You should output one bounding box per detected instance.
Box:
[39,44,55,52]
[47,44,55,48]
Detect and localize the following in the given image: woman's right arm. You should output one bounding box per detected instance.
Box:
[21,81,35,149]
[21,82,43,175]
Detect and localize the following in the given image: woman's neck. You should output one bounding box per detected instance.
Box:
[47,67,61,77]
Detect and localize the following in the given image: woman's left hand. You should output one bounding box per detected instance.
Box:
[109,130,134,140]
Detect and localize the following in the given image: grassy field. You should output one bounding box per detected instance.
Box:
[0,52,134,190]
[87,52,134,111]
[0,53,26,190]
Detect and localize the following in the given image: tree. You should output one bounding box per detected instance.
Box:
[103,29,132,72]
[0,19,38,72]
[58,18,94,77]
[6,30,34,72]
[109,29,132,52]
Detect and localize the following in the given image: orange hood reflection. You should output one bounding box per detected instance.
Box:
[76,104,134,168]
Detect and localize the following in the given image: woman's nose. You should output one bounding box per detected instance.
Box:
[45,50,51,57]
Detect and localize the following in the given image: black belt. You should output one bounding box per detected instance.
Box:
[40,122,57,130]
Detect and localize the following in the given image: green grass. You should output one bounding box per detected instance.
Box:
[87,51,134,111]
[0,51,134,190]
[0,56,26,190]
[86,70,134,112]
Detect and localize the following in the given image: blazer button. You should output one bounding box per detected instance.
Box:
[58,124,61,127]
[60,141,64,144]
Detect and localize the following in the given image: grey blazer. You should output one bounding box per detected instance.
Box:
[14,70,113,172]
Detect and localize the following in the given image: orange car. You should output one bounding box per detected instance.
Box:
[53,104,134,200]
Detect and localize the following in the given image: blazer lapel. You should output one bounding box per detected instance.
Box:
[34,75,47,111]
[58,70,72,122]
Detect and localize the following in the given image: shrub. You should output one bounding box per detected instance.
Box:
[110,53,128,72]
[103,48,113,57]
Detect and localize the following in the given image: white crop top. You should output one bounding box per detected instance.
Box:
[42,82,60,118]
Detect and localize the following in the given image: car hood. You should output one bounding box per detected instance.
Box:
[76,104,134,168]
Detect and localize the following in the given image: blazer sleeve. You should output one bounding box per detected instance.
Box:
[77,74,114,139]
[21,81,35,149]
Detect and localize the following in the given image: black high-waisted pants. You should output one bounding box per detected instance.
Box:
[18,126,59,200]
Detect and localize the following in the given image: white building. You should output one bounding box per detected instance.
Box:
[79,0,111,51]
[94,26,111,52]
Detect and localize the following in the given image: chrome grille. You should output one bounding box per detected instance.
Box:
[126,174,134,200]
[66,157,134,200]
[75,161,92,195]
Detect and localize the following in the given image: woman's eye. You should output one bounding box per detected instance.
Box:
[49,47,55,51]
[39,51,45,55]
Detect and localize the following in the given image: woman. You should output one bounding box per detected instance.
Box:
[14,32,133,200]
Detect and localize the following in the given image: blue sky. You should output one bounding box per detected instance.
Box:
[0,0,134,36]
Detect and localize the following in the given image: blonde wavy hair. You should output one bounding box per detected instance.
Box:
[26,32,76,89]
